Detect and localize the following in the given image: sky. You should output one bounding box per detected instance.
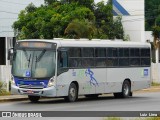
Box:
[94,0,108,3]
[0,0,108,37]
[0,0,44,37]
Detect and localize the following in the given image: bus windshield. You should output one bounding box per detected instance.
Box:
[12,49,56,78]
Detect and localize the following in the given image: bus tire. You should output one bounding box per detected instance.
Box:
[28,95,40,103]
[130,92,133,96]
[65,83,78,102]
[114,80,131,98]
[121,80,131,98]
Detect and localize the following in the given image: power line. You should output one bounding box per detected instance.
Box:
[0,18,17,19]
[0,0,28,6]
[0,10,18,14]
[0,31,14,33]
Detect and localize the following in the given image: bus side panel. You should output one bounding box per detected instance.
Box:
[73,68,106,95]
[131,67,151,91]
[56,69,96,96]
[90,69,106,94]
[105,68,122,93]
[74,69,94,95]
[56,68,106,96]
[105,67,151,93]
[56,71,71,97]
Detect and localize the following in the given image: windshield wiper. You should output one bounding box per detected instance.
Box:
[23,49,31,68]
[28,54,31,68]
[35,49,46,68]
[36,49,46,62]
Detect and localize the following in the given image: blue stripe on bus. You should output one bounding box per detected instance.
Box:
[14,77,49,88]
[113,0,130,15]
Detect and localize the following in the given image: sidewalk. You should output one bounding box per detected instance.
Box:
[0,95,28,102]
[0,86,159,102]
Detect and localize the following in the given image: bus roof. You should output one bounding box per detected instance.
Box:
[18,39,151,48]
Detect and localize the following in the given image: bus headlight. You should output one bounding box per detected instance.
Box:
[10,75,15,85]
[48,77,55,87]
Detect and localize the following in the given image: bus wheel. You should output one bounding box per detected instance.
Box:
[28,95,40,103]
[65,83,78,102]
[114,80,131,98]
[121,80,131,98]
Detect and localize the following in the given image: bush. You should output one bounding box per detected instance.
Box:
[152,82,160,86]
[0,81,10,96]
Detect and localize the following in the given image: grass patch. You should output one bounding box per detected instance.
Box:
[103,118,122,120]
[103,118,160,120]
[136,117,160,120]
[152,82,160,86]
[0,81,11,96]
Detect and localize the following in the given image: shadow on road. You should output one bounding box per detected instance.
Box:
[22,94,151,105]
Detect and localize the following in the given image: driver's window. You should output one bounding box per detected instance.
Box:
[58,51,68,68]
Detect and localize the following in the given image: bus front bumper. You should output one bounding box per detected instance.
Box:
[11,85,57,97]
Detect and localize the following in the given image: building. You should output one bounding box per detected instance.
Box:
[113,0,145,42]
[0,0,44,66]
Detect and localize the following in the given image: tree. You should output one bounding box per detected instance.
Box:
[145,0,160,31]
[13,0,124,40]
[25,3,37,13]
[64,19,96,39]
[113,16,124,39]
[13,2,95,39]
[44,0,58,5]
[94,1,114,39]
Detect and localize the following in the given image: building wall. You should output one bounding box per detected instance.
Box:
[113,0,145,42]
[145,31,154,42]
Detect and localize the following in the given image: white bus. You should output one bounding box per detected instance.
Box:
[9,39,151,102]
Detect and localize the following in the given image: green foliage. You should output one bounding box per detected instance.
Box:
[152,26,160,39]
[123,34,130,41]
[65,19,96,39]
[103,117,122,120]
[13,1,124,40]
[145,0,160,31]
[113,16,124,39]
[103,118,160,120]
[0,81,10,96]
[25,3,37,13]
[94,1,119,39]
[135,117,160,120]
[152,82,160,86]
[44,0,58,5]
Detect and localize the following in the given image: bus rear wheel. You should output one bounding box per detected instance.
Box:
[114,80,131,98]
[65,83,78,102]
[28,95,40,103]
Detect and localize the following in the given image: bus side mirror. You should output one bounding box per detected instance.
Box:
[8,48,14,60]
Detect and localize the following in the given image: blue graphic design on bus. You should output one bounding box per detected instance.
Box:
[25,70,31,77]
[144,69,148,76]
[14,77,49,88]
[85,68,98,86]
[72,69,76,76]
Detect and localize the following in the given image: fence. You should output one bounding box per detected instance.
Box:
[0,65,11,91]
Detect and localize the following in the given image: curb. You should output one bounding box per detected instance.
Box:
[0,96,28,102]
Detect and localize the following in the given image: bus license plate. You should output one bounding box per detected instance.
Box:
[27,90,33,94]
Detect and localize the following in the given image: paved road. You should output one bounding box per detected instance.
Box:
[0,92,160,111]
[0,92,160,120]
